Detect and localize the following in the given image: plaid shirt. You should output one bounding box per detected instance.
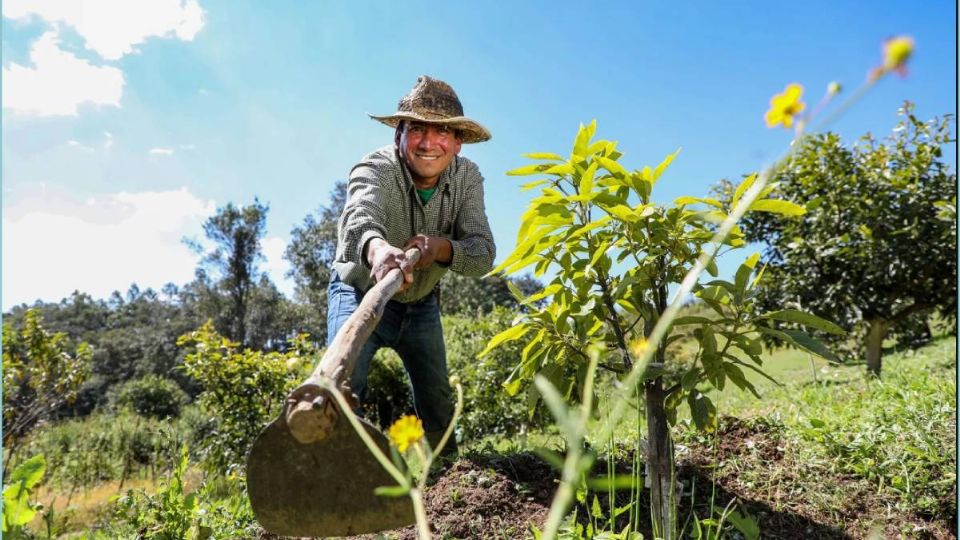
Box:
[333,145,496,303]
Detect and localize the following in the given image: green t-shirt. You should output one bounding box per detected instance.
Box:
[416,186,437,204]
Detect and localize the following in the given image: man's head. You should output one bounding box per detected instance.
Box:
[370,76,491,186]
[394,120,462,188]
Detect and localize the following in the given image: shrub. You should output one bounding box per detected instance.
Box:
[112,374,189,419]
[445,307,549,442]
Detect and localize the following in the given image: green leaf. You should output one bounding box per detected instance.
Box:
[586,474,637,491]
[687,390,717,432]
[674,196,723,209]
[653,148,681,182]
[734,253,761,301]
[749,199,807,217]
[723,363,760,398]
[522,152,566,161]
[520,179,549,192]
[374,485,411,497]
[755,326,843,363]
[759,309,845,335]
[591,495,603,518]
[534,375,571,433]
[731,173,758,209]
[579,160,599,196]
[478,324,531,357]
[727,510,761,540]
[507,163,552,176]
[672,316,716,326]
[8,455,45,489]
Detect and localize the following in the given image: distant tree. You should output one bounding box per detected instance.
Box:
[438,273,543,316]
[187,199,269,346]
[3,310,92,452]
[720,104,956,376]
[285,181,347,343]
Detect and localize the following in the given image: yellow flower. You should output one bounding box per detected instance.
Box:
[883,35,914,72]
[630,337,651,358]
[387,415,424,453]
[764,84,806,129]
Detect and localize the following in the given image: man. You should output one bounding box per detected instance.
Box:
[328,75,495,453]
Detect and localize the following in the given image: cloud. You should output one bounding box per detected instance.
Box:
[2,30,125,116]
[2,187,217,308]
[149,147,175,155]
[261,236,294,297]
[3,0,205,61]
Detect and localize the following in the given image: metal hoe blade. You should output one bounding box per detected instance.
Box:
[247,412,415,537]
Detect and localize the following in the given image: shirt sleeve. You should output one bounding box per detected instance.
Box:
[449,163,496,276]
[339,158,388,269]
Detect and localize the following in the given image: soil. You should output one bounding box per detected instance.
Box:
[257,418,957,540]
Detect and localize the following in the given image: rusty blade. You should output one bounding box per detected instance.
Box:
[247,412,414,537]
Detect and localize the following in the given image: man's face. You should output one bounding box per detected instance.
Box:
[396,121,462,188]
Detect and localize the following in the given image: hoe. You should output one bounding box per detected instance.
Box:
[247,250,421,536]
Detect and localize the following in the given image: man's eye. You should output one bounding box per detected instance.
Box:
[437,126,450,134]
[409,125,424,133]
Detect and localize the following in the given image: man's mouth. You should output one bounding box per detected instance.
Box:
[416,154,441,161]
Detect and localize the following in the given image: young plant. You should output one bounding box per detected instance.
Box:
[318,375,465,540]
[2,454,46,538]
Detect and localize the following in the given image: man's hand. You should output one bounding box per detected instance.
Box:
[366,238,414,290]
[404,234,452,269]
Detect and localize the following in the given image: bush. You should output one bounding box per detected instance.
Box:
[112,375,189,419]
[445,307,549,442]
[362,349,414,429]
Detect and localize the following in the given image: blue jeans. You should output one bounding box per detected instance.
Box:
[326,271,454,434]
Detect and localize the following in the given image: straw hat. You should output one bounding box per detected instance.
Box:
[369,75,491,144]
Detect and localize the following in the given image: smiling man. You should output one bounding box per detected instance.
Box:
[329,76,495,455]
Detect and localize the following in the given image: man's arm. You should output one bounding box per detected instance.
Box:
[448,166,496,276]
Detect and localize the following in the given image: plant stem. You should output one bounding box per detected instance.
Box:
[410,487,432,540]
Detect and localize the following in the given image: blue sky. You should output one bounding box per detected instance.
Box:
[2,1,956,310]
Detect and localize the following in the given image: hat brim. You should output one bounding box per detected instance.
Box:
[368,112,491,144]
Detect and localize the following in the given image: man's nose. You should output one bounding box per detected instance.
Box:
[417,128,439,149]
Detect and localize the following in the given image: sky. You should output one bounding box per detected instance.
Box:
[2,1,957,310]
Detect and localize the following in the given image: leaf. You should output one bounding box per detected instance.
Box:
[534,375,571,433]
[579,160,599,197]
[591,495,603,519]
[520,179,549,192]
[507,163,552,176]
[723,363,760,398]
[727,510,761,540]
[755,326,843,363]
[653,148,681,182]
[478,324,531,357]
[687,390,717,432]
[573,121,596,157]
[7,455,45,489]
[734,253,761,301]
[595,155,629,178]
[374,485,411,497]
[506,280,525,304]
[586,474,637,491]
[672,316,716,326]
[749,199,807,217]
[674,196,723,209]
[731,173,758,209]
[522,152,566,161]
[759,310,845,335]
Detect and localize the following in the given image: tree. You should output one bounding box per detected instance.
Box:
[488,121,837,537]
[285,181,347,343]
[722,104,956,376]
[2,310,92,452]
[187,199,269,346]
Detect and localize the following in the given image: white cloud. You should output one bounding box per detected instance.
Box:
[149,147,175,155]
[2,187,217,308]
[261,236,294,297]
[2,30,125,116]
[103,131,114,149]
[3,0,205,61]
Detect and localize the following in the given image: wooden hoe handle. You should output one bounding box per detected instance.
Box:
[285,248,421,444]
